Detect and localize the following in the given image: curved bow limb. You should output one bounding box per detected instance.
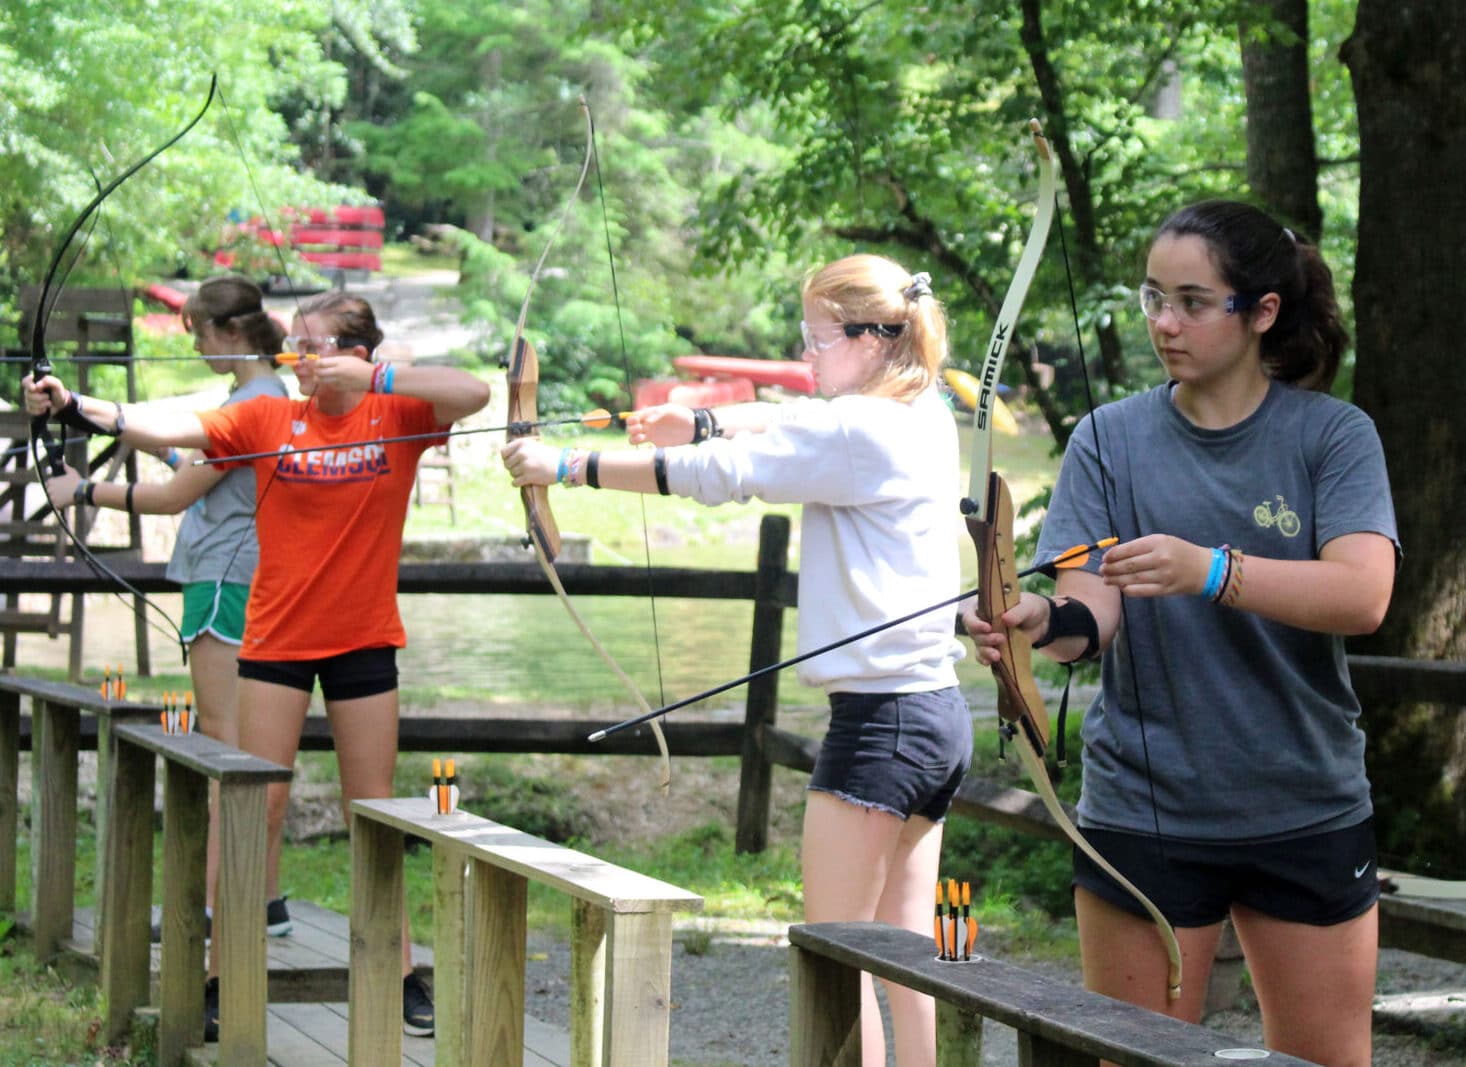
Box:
[970,473,1181,1001]
[966,119,1180,1002]
[25,77,220,663]
[503,101,671,792]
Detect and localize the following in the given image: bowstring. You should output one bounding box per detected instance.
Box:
[207,77,321,595]
[588,106,669,713]
[1052,193,1168,849]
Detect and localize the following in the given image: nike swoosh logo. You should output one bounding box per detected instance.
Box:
[1354,863,1372,879]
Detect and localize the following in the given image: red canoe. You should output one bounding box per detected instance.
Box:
[672,355,815,395]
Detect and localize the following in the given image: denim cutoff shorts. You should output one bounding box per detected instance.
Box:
[808,687,972,822]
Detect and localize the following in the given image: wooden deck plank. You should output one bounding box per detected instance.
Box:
[65,899,434,1005]
[180,1001,569,1065]
[67,901,566,1065]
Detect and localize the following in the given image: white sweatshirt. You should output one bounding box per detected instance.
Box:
[664,387,965,694]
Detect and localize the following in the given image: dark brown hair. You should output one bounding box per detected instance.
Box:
[1155,200,1348,391]
[180,274,285,359]
[296,291,384,354]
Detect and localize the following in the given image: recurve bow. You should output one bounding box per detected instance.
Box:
[26,78,219,662]
[965,120,1181,1002]
[503,99,672,790]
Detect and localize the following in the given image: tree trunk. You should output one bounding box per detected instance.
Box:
[1342,1,1466,865]
[1238,0,1323,240]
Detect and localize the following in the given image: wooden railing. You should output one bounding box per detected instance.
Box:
[107,723,292,1065]
[788,921,1318,1067]
[350,797,702,1067]
[0,675,159,958]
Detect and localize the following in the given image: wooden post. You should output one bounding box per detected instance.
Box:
[31,697,78,960]
[1016,1032,1100,1067]
[432,846,467,1067]
[0,688,18,914]
[936,1000,984,1067]
[570,898,607,1067]
[215,781,269,1064]
[157,759,208,1065]
[348,810,404,1066]
[603,910,675,1067]
[735,512,791,854]
[468,859,526,1067]
[100,735,155,1044]
[789,943,860,1066]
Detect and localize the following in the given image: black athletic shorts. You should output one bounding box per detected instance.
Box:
[237,646,398,701]
[1072,817,1379,927]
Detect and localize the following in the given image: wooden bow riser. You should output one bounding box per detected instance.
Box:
[969,471,1050,753]
[505,335,562,561]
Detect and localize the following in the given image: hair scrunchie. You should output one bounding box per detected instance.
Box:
[902,271,933,301]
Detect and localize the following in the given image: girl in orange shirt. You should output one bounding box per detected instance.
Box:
[26,291,489,1039]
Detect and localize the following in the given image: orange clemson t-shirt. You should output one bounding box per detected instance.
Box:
[198,393,445,660]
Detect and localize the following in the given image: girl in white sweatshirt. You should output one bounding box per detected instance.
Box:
[504,253,968,1067]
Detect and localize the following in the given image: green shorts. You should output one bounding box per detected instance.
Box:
[180,581,249,645]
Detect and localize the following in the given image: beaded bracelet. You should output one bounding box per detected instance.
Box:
[371,363,387,393]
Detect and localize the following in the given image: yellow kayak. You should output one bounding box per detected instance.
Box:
[943,368,1019,434]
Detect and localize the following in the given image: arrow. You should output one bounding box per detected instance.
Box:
[193,409,626,465]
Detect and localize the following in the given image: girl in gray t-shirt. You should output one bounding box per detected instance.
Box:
[967,200,1397,1067]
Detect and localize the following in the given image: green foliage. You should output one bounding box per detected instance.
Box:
[0,0,390,345]
[0,941,120,1066]
[593,820,805,921]
[942,711,1089,917]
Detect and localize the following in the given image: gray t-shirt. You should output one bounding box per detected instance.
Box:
[1037,380,1399,842]
[165,373,289,586]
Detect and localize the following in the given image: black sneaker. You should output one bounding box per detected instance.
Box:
[152,897,292,941]
[203,976,219,1043]
[402,973,434,1037]
[265,896,292,937]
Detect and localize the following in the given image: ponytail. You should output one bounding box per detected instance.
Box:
[1155,201,1348,391]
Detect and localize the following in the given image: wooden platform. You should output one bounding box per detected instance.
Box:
[61,900,570,1065]
[181,1005,568,1066]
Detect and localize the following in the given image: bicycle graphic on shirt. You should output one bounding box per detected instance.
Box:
[1253,495,1301,537]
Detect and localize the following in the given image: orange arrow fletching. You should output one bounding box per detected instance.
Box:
[1050,536,1120,570]
[579,408,613,430]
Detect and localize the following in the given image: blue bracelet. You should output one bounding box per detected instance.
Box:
[1201,546,1226,599]
[556,447,571,485]
[382,365,396,395]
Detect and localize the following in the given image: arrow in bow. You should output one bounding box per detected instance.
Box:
[503,97,671,791]
[963,119,1181,1002]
